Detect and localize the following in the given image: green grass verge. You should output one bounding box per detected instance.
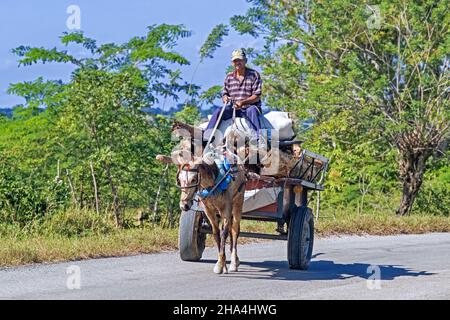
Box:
[0,227,179,268]
[0,209,449,268]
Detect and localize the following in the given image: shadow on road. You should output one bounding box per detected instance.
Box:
[198,254,434,281]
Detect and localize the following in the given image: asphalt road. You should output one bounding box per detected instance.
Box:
[1,233,449,299]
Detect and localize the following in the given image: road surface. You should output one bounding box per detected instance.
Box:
[1,233,449,299]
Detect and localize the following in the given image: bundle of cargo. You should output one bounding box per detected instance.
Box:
[197,111,296,145]
[177,110,327,184]
[260,145,326,183]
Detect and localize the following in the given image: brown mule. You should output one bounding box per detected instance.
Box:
[156,143,246,274]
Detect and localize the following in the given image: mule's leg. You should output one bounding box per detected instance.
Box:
[203,206,221,258]
[229,215,241,272]
[211,215,221,252]
[204,205,226,274]
[215,215,230,274]
[229,232,233,253]
[213,200,232,274]
[229,193,243,272]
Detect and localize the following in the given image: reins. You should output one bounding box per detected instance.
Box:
[178,100,248,199]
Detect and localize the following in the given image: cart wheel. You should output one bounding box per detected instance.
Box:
[287,206,314,270]
[179,210,206,261]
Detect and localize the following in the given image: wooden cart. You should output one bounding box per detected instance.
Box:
[178,146,329,270]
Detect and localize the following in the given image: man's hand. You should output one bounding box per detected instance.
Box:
[234,95,260,109]
[234,101,244,109]
[222,96,230,104]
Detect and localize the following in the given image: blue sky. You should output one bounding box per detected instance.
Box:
[0,0,262,109]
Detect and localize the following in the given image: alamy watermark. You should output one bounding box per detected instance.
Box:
[66,265,81,290]
[366,5,382,31]
[366,265,381,290]
[66,5,81,30]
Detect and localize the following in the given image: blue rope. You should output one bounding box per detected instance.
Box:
[198,158,232,199]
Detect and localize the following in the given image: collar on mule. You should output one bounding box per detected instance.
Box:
[197,158,233,199]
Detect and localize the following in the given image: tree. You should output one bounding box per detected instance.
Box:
[180,24,230,115]
[8,25,194,226]
[0,109,67,223]
[231,0,449,215]
[58,69,148,226]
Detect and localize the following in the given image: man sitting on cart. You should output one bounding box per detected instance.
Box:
[204,48,263,140]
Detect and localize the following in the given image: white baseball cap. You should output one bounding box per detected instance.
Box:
[231,48,246,61]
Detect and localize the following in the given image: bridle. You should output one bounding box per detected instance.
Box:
[175,156,241,201]
[176,163,200,190]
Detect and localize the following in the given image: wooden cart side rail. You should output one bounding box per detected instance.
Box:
[246,172,325,191]
[301,149,329,164]
[289,149,329,184]
[274,178,325,191]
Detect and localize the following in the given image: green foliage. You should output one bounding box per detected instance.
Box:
[231,0,450,215]
[0,107,69,224]
[38,209,116,237]
[200,85,223,106]
[2,25,195,226]
[60,31,97,53]
[174,104,201,125]
[415,159,450,216]
[128,24,191,66]
[12,46,81,66]
[7,77,65,111]
[56,68,161,210]
[0,151,67,224]
[199,24,229,61]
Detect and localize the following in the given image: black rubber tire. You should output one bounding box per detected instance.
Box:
[179,210,206,261]
[287,206,314,270]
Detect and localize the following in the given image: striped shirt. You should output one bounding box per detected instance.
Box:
[223,68,262,107]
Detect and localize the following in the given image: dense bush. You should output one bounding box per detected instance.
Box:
[0,156,68,224]
[415,166,450,216]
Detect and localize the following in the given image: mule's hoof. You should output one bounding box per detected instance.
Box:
[214,262,225,274]
[230,256,240,272]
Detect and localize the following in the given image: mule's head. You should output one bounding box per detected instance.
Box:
[176,162,200,211]
[156,146,215,212]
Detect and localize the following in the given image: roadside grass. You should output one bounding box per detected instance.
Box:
[315,214,450,236]
[0,208,449,268]
[240,212,450,237]
[0,227,179,268]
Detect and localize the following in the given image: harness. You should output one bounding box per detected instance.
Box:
[175,157,234,200]
[177,101,248,200]
[197,157,233,199]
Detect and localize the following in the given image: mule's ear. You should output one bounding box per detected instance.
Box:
[156,155,174,164]
[171,149,192,166]
[172,121,196,138]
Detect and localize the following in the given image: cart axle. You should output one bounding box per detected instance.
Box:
[200,227,288,241]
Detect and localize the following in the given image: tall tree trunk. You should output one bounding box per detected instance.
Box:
[90,161,100,215]
[396,150,429,216]
[66,169,79,207]
[152,164,169,225]
[79,178,84,209]
[103,162,121,228]
[80,182,84,209]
